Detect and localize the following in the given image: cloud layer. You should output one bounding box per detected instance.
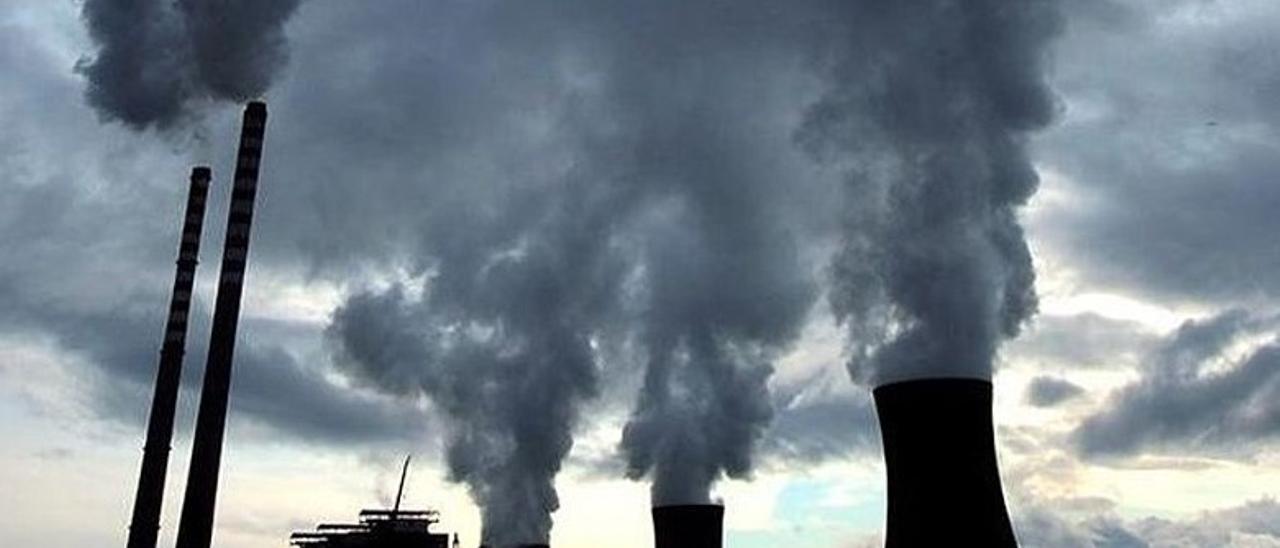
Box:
[1074,311,1280,458]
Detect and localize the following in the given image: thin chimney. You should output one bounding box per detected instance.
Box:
[174,101,269,548]
[873,378,1017,547]
[125,167,212,548]
[652,504,724,548]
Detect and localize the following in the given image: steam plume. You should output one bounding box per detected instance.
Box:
[802,0,1063,385]
[328,178,627,546]
[78,0,301,129]
[326,0,822,533]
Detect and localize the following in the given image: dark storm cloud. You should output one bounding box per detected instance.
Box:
[77,0,301,129]
[799,0,1063,385]
[1035,0,1280,304]
[1073,311,1280,457]
[1027,376,1086,407]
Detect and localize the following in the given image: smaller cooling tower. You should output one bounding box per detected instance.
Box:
[873,378,1017,547]
[652,504,724,548]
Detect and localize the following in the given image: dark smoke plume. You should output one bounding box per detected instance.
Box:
[801,0,1063,385]
[328,176,629,546]
[325,0,823,535]
[78,0,301,129]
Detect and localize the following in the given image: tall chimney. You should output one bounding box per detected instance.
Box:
[652,504,724,548]
[174,102,269,548]
[873,378,1016,547]
[125,167,212,548]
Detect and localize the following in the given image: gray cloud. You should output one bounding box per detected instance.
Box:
[1027,376,1086,407]
[762,389,879,464]
[800,0,1063,385]
[1014,498,1280,548]
[1073,311,1280,457]
[1005,313,1159,370]
[77,0,301,129]
[0,19,418,447]
[1034,0,1280,305]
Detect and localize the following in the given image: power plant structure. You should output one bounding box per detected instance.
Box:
[290,458,460,548]
[873,378,1017,547]
[174,101,270,548]
[477,544,549,548]
[126,167,213,548]
[652,504,724,548]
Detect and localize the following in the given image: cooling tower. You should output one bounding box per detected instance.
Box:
[652,504,724,548]
[873,378,1016,547]
[174,102,269,548]
[126,166,212,548]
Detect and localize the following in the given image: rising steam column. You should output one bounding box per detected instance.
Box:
[175,102,268,548]
[126,167,213,548]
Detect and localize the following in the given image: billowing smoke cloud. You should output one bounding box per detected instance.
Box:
[801,1,1063,385]
[324,0,826,534]
[328,173,630,545]
[78,0,301,129]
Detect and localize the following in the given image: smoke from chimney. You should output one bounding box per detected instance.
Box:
[77,0,300,130]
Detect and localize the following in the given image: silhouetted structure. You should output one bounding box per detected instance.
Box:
[290,457,459,548]
[873,378,1017,547]
[174,102,269,548]
[478,545,548,548]
[290,510,456,548]
[652,504,724,548]
[126,167,213,548]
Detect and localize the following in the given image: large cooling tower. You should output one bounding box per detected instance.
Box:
[652,504,724,548]
[873,378,1017,547]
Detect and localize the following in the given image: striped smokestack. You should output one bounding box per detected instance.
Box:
[652,504,723,548]
[873,379,1016,547]
[125,167,212,548]
[174,101,269,548]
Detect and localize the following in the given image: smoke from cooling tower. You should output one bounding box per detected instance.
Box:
[326,0,1058,539]
[326,0,822,537]
[801,0,1062,385]
[78,0,301,129]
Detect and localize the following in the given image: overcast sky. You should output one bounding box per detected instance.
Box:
[2,1,1279,547]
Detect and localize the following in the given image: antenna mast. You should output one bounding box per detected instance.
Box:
[393,455,412,516]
